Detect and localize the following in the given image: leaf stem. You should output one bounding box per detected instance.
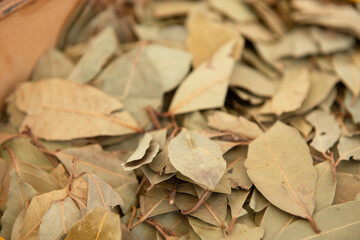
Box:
[181,190,212,215]
[146,105,162,130]
[307,215,320,234]
[127,206,137,230]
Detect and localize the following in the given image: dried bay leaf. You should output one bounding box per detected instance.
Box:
[188,216,224,240]
[230,63,278,97]
[153,212,191,237]
[344,90,360,124]
[221,224,264,240]
[249,189,269,213]
[20,189,67,239]
[334,173,360,204]
[176,193,227,227]
[168,39,242,115]
[294,70,339,114]
[245,121,317,220]
[87,174,124,212]
[141,165,175,189]
[315,161,336,212]
[208,0,256,23]
[145,44,192,92]
[207,111,263,139]
[31,48,74,82]
[168,129,226,190]
[1,171,36,239]
[115,182,138,214]
[68,27,118,83]
[65,207,121,240]
[228,189,250,219]
[55,144,137,189]
[306,109,341,153]
[38,197,82,240]
[122,208,156,240]
[152,0,199,19]
[333,53,360,99]
[0,158,11,211]
[261,204,296,240]
[231,88,264,105]
[268,64,310,115]
[338,135,360,161]
[15,79,141,141]
[122,134,160,171]
[237,22,276,43]
[186,7,243,66]
[275,201,360,240]
[139,188,178,218]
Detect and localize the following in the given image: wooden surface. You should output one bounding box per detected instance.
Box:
[0,0,83,110]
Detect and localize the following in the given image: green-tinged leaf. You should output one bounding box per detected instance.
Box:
[68,27,118,83]
[11,208,26,240]
[168,39,242,115]
[334,173,360,204]
[32,48,74,81]
[15,79,141,140]
[20,189,68,239]
[115,182,138,214]
[222,224,264,240]
[13,160,59,193]
[38,197,82,240]
[306,109,341,153]
[230,63,278,97]
[55,144,138,189]
[1,138,54,170]
[1,171,36,239]
[175,193,227,227]
[6,94,25,129]
[249,189,269,212]
[141,165,175,189]
[207,111,263,139]
[275,201,360,240]
[96,43,162,100]
[122,134,160,171]
[0,158,11,211]
[65,207,121,240]
[245,121,317,219]
[188,216,224,240]
[122,208,156,240]
[87,174,124,211]
[228,189,250,219]
[169,129,226,190]
[140,188,178,218]
[261,204,296,240]
[49,164,69,189]
[315,161,336,212]
[338,135,360,161]
[153,212,191,237]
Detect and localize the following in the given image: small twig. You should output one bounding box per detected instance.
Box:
[142,216,177,239]
[181,190,212,215]
[321,151,337,182]
[146,105,162,130]
[127,206,137,230]
[168,178,178,205]
[307,215,320,234]
[3,146,20,175]
[226,217,237,235]
[65,156,79,195]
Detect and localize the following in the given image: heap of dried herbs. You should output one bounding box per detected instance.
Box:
[2,0,360,239]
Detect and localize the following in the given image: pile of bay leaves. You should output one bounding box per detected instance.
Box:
[2,0,360,239]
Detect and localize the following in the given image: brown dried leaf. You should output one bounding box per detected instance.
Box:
[15,79,141,140]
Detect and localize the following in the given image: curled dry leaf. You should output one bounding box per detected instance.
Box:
[338,135,360,161]
[245,122,317,220]
[122,134,160,171]
[344,90,360,124]
[168,129,227,190]
[168,39,242,115]
[68,27,118,83]
[15,79,141,140]
[334,173,360,204]
[208,0,256,23]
